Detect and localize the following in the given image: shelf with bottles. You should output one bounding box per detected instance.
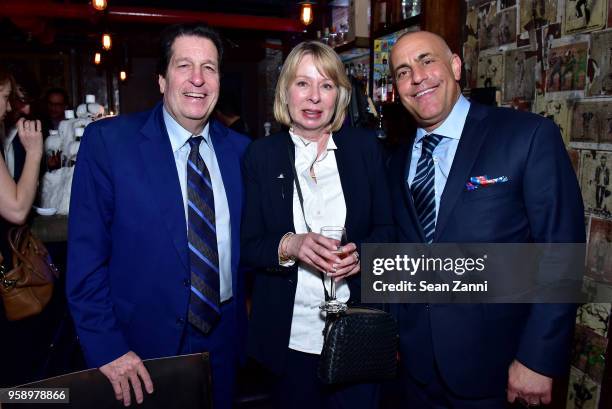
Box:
[372,0,421,37]
[371,26,419,104]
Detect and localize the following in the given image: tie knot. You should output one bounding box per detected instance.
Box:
[188,136,204,150]
[422,133,443,155]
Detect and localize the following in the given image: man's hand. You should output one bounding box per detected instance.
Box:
[99,351,154,407]
[507,360,553,406]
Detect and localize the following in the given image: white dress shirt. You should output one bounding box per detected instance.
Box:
[287,130,350,355]
[163,108,232,302]
[408,94,471,222]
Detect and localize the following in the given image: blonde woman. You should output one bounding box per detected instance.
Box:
[241,41,394,409]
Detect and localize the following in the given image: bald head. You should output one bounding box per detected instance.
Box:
[390,30,462,132]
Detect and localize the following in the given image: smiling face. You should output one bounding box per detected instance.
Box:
[391,32,462,132]
[159,35,220,135]
[286,53,338,141]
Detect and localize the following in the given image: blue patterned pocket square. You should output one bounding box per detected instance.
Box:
[466,175,509,191]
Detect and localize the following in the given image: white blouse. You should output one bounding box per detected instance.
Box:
[287,130,350,355]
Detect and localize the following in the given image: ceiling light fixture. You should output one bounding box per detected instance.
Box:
[91,0,107,11]
[299,1,315,26]
[102,33,112,50]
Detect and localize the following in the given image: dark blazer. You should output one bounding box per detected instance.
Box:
[67,103,250,369]
[12,135,26,182]
[241,126,395,375]
[388,102,585,398]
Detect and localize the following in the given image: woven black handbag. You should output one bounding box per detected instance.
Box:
[318,307,398,385]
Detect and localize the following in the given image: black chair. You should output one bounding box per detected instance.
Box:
[3,353,212,409]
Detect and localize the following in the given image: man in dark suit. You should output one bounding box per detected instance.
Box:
[388,31,584,407]
[67,23,250,409]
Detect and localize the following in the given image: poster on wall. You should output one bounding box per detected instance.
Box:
[567,367,601,409]
[478,1,498,50]
[465,6,480,89]
[565,0,607,34]
[477,52,504,88]
[519,0,557,33]
[545,42,588,93]
[576,303,611,337]
[586,217,612,282]
[587,29,612,96]
[580,150,612,214]
[572,324,608,383]
[571,100,612,145]
[503,48,536,101]
[497,8,517,45]
[533,95,571,143]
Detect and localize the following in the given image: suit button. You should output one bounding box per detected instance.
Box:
[183,279,190,287]
[176,317,185,325]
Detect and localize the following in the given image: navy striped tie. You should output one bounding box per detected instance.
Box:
[411,134,443,244]
[186,136,220,334]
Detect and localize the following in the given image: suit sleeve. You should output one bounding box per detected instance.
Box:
[515,118,584,377]
[66,123,130,368]
[241,144,293,271]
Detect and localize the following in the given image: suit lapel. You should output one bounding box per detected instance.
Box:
[138,104,189,271]
[434,104,488,241]
[332,128,358,238]
[279,133,297,230]
[399,134,426,241]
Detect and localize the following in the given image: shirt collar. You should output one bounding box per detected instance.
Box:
[289,129,337,150]
[163,106,211,153]
[415,94,470,143]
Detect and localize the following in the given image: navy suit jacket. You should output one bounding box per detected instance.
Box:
[67,103,250,368]
[241,126,395,374]
[388,102,585,398]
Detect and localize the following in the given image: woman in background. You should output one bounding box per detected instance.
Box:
[0,67,45,388]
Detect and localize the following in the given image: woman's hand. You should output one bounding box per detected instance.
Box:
[17,118,43,158]
[285,232,342,273]
[326,242,360,282]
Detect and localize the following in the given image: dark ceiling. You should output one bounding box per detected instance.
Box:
[0,0,312,58]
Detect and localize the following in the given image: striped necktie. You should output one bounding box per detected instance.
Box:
[186,136,221,334]
[411,134,443,244]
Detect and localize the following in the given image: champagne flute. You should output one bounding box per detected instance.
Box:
[319,226,348,314]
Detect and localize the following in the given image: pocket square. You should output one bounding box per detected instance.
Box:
[277,173,285,179]
[466,175,509,191]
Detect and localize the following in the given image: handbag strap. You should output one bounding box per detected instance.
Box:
[287,143,331,303]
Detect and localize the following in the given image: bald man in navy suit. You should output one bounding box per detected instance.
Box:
[388,31,584,408]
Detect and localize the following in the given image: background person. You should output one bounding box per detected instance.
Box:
[241,41,394,409]
[42,87,68,131]
[0,67,45,387]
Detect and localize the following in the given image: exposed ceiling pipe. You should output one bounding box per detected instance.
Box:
[0,1,303,32]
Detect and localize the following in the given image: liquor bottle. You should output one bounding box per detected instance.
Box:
[379,0,388,31]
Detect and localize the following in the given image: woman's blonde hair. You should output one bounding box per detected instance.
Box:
[273,41,351,133]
